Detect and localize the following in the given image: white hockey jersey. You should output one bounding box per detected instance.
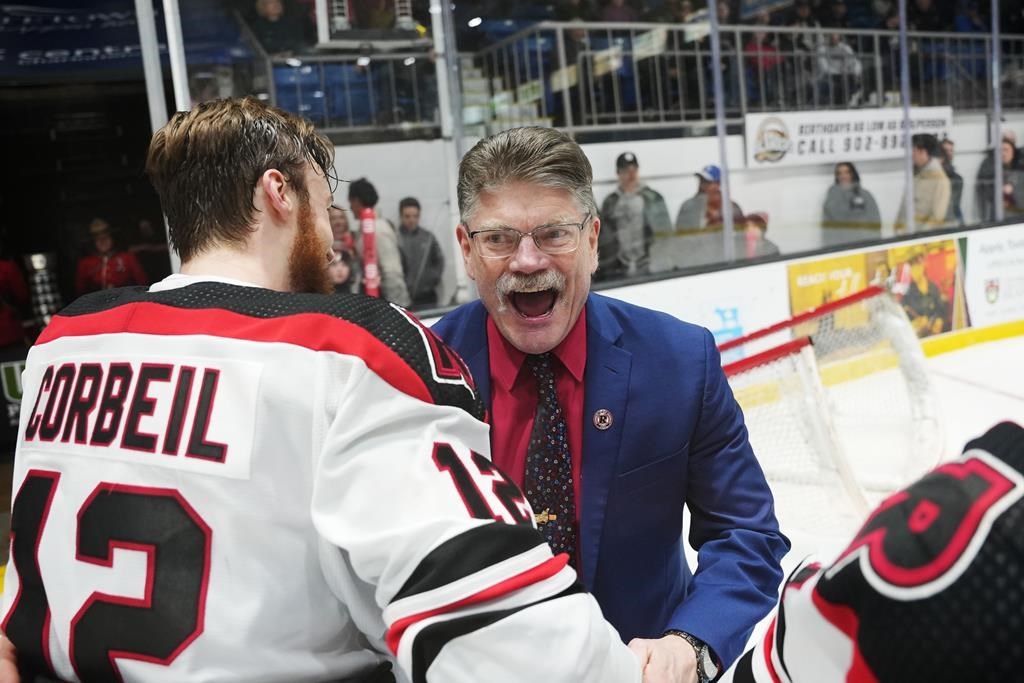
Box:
[1,275,640,683]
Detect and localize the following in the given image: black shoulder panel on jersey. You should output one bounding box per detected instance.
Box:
[394,523,547,603]
[58,284,486,422]
[410,582,585,683]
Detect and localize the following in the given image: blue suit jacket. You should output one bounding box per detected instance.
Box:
[432,293,789,667]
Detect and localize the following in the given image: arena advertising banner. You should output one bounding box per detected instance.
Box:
[787,238,967,339]
[962,223,1024,328]
[0,0,167,82]
[603,261,791,348]
[745,107,953,169]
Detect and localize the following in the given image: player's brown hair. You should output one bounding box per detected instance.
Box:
[145,97,335,261]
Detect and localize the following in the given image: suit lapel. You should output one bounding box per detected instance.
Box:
[580,295,631,588]
[459,306,492,415]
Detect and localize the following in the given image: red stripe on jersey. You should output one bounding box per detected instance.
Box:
[810,587,879,683]
[36,303,434,405]
[384,553,570,655]
[761,616,783,683]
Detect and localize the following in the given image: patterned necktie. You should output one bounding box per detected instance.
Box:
[523,352,577,566]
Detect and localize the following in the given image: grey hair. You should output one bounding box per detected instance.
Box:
[457,127,599,224]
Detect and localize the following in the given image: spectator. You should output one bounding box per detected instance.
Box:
[659,165,741,272]
[822,0,849,28]
[744,18,784,105]
[816,32,863,106]
[250,0,307,56]
[596,152,672,280]
[555,0,596,21]
[895,133,951,233]
[908,0,951,31]
[327,206,361,292]
[953,1,987,31]
[1005,0,1024,35]
[129,218,172,283]
[327,248,358,293]
[822,161,882,246]
[75,218,148,295]
[785,0,825,103]
[869,0,896,27]
[352,0,395,29]
[711,1,740,107]
[347,178,412,307]
[396,197,445,309]
[666,165,744,270]
[328,205,357,258]
[675,165,742,231]
[941,137,965,227]
[600,0,639,22]
[976,134,1024,222]
[737,212,780,259]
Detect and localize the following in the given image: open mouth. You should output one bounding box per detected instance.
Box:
[510,289,558,318]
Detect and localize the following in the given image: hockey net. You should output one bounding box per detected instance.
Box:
[724,338,869,540]
[720,286,942,501]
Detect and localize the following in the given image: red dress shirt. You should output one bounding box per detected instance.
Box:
[486,308,587,553]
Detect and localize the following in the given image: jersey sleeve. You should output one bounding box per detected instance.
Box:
[310,356,639,683]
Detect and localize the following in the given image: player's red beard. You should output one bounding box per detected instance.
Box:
[288,200,334,295]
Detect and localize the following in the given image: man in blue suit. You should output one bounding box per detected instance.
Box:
[433,127,789,683]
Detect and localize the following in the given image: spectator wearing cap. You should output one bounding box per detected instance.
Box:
[737,212,780,260]
[671,165,744,269]
[74,218,148,296]
[596,152,672,281]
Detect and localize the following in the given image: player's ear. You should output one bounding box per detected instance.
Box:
[257,169,292,221]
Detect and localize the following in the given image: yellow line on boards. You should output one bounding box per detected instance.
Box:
[921,321,1024,358]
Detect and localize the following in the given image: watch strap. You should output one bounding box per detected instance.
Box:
[664,630,713,683]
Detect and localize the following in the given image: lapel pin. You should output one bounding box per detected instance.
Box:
[593,408,613,430]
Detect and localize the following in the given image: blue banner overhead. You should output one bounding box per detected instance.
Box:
[0,1,169,82]
[0,1,247,84]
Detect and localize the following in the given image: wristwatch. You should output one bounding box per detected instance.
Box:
[665,630,719,683]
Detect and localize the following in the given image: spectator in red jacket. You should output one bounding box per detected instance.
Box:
[75,218,148,295]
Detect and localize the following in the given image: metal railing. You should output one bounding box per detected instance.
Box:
[238,12,1024,138]
[236,11,440,137]
[471,21,1024,135]
[266,52,439,135]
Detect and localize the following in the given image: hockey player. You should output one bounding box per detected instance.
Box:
[731,421,1024,682]
[0,98,640,682]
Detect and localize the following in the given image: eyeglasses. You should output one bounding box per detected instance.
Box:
[467,213,591,259]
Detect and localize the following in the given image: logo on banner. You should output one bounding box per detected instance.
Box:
[985,278,1000,304]
[753,116,791,163]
